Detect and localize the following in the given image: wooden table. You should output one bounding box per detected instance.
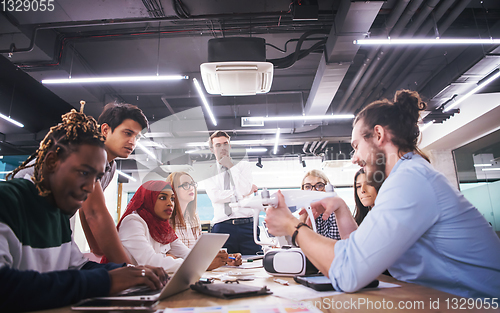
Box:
[41,261,500,313]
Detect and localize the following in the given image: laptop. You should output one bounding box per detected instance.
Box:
[97,233,229,301]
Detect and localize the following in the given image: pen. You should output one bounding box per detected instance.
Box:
[228,256,236,260]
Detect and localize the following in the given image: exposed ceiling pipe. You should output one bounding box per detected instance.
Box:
[309,141,318,153]
[335,0,411,113]
[341,0,425,112]
[0,11,327,55]
[161,96,180,121]
[302,0,383,119]
[320,140,329,151]
[364,0,455,106]
[353,0,442,109]
[312,140,324,154]
[302,142,310,154]
[381,0,472,100]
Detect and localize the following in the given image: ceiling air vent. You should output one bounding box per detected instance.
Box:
[200,37,274,96]
[241,117,264,127]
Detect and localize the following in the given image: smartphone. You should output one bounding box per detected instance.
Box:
[294,274,379,291]
[294,274,334,291]
[71,299,159,311]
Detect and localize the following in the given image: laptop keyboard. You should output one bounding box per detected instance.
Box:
[117,285,162,296]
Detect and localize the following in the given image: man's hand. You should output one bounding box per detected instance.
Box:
[108,265,167,295]
[219,156,233,169]
[310,196,358,239]
[264,190,300,237]
[143,265,168,285]
[227,253,242,266]
[310,196,347,221]
[207,250,228,270]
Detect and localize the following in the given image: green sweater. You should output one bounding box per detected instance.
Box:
[0,179,122,312]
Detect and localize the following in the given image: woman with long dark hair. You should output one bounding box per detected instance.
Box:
[353,168,379,225]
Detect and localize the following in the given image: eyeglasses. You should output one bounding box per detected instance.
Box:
[302,182,326,191]
[178,182,198,190]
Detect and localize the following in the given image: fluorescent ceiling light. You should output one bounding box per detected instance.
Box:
[116,170,137,182]
[42,75,188,84]
[193,78,217,126]
[186,140,272,147]
[354,38,500,45]
[444,70,500,112]
[186,142,209,147]
[481,168,500,172]
[186,149,209,154]
[419,120,434,132]
[0,113,24,127]
[186,147,267,154]
[136,141,159,161]
[138,140,165,148]
[246,114,355,122]
[273,129,280,154]
[474,164,492,167]
[247,147,267,153]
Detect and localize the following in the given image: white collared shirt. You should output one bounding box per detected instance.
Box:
[204,160,255,224]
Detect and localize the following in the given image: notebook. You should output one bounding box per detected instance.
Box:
[97,233,229,301]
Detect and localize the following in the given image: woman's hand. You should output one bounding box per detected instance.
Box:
[207,250,228,270]
[227,253,242,266]
[108,265,166,295]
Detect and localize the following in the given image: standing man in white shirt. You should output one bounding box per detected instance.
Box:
[205,131,261,255]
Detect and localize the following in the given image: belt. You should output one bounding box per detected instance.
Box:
[219,217,253,225]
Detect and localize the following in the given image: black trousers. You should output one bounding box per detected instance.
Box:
[212,219,262,255]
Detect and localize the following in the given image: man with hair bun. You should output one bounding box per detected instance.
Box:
[265,90,500,298]
[0,107,166,312]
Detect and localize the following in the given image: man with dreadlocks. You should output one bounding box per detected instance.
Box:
[0,107,166,312]
[15,102,148,264]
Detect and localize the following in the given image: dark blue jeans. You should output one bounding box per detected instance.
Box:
[211,220,262,255]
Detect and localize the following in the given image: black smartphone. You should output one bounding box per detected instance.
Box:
[294,274,379,291]
[71,299,159,311]
[294,274,335,291]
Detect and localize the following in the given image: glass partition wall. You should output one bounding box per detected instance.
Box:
[454,129,500,232]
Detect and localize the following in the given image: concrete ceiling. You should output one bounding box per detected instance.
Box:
[1,0,500,174]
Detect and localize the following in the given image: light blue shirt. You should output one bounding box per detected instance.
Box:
[329,152,500,298]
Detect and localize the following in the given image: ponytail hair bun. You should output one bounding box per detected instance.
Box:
[354,89,430,162]
[393,90,427,125]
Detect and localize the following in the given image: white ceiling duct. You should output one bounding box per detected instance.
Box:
[200,37,273,96]
[201,62,273,96]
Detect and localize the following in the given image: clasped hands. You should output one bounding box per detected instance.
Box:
[208,250,242,270]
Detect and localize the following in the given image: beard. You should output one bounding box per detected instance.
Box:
[364,143,386,189]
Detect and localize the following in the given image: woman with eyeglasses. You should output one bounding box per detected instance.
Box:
[167,172,202,248]
[300,169,341,240]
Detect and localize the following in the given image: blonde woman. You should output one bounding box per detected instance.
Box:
[300,169,341,240]
[167,172,202,248]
